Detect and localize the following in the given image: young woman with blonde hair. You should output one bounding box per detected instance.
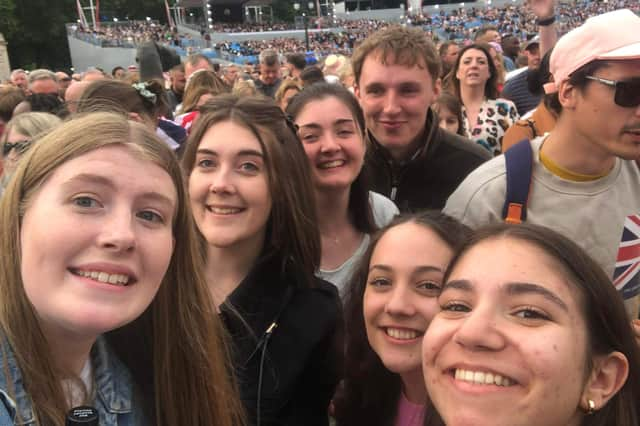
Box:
[0,112,62,197]
[0,112,243,425]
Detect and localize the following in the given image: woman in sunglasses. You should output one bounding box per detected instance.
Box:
[0,112,61,197]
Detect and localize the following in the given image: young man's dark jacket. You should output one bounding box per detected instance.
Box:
[219,251,343,426]
[364,108,491,212]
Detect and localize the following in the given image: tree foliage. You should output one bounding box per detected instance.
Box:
[271,0,295,23]
[0,0,167,70]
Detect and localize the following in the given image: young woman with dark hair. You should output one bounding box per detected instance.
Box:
[287,83,399,295]
[423,222,640,426]
[433,93,465,137]
[334,211,470,426]
[182,94,343,426]
[449,43,519,155]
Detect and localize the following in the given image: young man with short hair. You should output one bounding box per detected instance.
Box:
[352,26,490,212]
[444,9,640,318]
[286,53,307,80]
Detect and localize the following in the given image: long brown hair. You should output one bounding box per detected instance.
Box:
[182,94,321,286]
[448,43,499,100]
[78,79,168,123]
[181,70,231,114]
[0,112,244,426]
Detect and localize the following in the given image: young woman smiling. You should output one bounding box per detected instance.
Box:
[287,83,398,295]
[423,223,640,426]
[0,112,243,425]
[182,95,343,426]
[334,211,470,426]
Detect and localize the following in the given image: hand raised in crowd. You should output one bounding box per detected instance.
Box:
[527,0,556,19]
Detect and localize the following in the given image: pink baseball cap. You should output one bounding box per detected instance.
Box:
[544,9,640,94]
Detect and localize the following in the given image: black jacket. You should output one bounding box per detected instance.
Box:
[220,253,343,426]
[365,108,491,212]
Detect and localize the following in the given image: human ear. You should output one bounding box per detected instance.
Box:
[557,80,578,109]
[433,77,442,99]
[128,112,143,123]
[580,351,629,413]
[354,83,361,101]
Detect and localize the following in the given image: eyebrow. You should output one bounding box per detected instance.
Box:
[442,279,473,292]
[505,282,569,312]
[368,264,444,274]
[442,280,569,312]
[62,173,115,190]
[196,148,264,158]
[298,118,355,130]
[62,173,175,211]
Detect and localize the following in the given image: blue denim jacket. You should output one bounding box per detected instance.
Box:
[0,335,145,425]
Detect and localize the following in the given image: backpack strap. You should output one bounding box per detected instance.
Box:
[502,138,533,224]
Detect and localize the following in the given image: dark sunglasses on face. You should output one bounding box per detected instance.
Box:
[2,139,32,157]
[585,75,640,108]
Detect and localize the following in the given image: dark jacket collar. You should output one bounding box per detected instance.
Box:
[221,251,298,341]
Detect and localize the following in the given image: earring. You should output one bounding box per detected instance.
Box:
[585,399,596,415]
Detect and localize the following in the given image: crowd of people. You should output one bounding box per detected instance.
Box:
[65,0,639,59]
[0,0,640,425]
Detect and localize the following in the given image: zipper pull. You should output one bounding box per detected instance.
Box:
[390,186,397,201]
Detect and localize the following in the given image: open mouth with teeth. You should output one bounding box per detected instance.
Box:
[384,327,424,341]
[69,268,134,286]
[318,160,346,169]
[451,368,517,387]
[205,206,245,215]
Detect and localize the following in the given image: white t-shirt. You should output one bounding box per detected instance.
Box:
[62,358,93,408]
[317,191,399,297]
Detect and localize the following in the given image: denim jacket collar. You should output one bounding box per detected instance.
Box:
[0,335,134,425]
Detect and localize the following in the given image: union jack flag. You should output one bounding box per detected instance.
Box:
[613,214,640,299]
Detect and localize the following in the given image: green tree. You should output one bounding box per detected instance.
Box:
[0,0,18,39]
[271,0,296,23]
[2,0,76,70]
[1,0,169,70]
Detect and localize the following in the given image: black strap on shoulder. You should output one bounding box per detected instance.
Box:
[525,119,537,138]
[502,138,533,224]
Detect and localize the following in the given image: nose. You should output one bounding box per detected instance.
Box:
[209,167,236,195]
[384,284,417,317]
[452,304,506,351]
[319,132,341,154]
[98,209,136,253]
[382,91,401,116]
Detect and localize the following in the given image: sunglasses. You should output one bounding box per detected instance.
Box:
[585,75,640,108]
[2,139,32,157]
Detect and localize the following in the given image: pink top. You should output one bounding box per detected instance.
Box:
[394,393,426,426]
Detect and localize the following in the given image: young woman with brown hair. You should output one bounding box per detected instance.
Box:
[182,94,343,426]
[0,112,244,425]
